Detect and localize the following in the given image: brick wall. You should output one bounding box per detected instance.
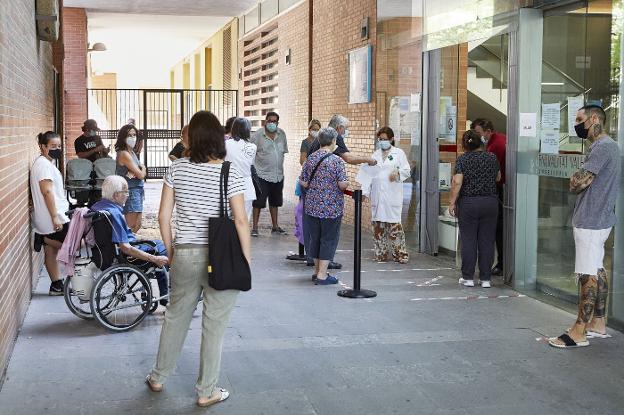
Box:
[239,0,377,226]
[276,1,310,205]
[311,0,377,224]
[0,0,57,379]
[62,8,88,159]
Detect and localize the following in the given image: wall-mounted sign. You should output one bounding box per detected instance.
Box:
[348,45,372,104]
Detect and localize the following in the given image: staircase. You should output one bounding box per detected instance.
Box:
[467,37,508,118]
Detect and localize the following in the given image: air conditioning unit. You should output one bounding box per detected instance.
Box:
[35,0,59,42]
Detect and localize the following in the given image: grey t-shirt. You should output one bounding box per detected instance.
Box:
[572,136,621,230]
[250,127,288,183]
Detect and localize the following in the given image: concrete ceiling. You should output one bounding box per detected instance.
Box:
[64,0,257,16]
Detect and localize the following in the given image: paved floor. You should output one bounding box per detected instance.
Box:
[1,182,624,414]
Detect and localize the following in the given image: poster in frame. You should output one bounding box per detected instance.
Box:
[348,45,372,104]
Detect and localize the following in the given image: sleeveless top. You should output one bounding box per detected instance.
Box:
[116,151,144,188]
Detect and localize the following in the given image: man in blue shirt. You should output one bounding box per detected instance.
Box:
[91,175,169,305]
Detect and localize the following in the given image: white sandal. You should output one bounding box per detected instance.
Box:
[197,388,229,407]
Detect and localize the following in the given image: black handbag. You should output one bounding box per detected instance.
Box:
[208,161,252,291]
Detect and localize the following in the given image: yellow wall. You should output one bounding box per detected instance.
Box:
[169,18,238,91]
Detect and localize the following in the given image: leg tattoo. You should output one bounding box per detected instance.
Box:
[595,268,609,319]
[576,274,598,325]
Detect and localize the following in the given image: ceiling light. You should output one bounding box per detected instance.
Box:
[541,82,564,86]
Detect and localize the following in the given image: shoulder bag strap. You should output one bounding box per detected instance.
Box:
[218,163,226,217]
[308,152,333,186]
[222,161,231,216]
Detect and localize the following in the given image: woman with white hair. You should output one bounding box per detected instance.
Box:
[300,127,349,285]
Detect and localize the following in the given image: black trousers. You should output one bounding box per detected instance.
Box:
[494,186,504,269]
[458,196,498,281]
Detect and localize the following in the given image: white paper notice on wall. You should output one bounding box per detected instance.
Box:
[540,130,559,154]
[568,96,585,137]
[519,113,537,137]
[410,93,421,112]
[541,103,560,131]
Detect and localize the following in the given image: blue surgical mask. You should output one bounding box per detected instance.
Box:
[126,137,137,148]
[378,140,392,151]
[89,130,97,137]
[266,122,278,133]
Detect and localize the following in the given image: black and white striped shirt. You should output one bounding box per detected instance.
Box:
[165,158,245,245]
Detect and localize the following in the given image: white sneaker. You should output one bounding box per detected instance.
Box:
[458,278,474,287]
[481,281,491,288]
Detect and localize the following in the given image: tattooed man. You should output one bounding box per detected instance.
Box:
[550,105,621,348]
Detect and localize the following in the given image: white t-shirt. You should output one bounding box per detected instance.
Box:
[30,156,70,235]
[225,138,257,201]
[164,158,246,245]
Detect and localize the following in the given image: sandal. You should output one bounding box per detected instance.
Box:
[145,375,163,392]
[197,388,229,407]
[548,333,589,349]
[587,330,611,339]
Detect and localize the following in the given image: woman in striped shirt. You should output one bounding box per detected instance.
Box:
[147,111,250,408]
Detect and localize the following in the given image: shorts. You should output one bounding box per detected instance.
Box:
[252,177,284,209]
[124,187,144,213]
[573,227,612,275]
[40,223,69,245]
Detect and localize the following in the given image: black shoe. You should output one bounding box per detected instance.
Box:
[160,299,169,307]
[34,233,44,252]
[286,253,307,261]
[491,266,503,276]
[306,261,314,267]
[271,227,287,235]
[328,261,342,270]
[49,280,64,296]
[251,229,259,237]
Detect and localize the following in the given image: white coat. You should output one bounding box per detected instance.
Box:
[359,146,411,223]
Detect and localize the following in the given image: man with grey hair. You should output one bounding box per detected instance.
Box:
[306,114,377,166]
[91,175,170,305]
[304,114,377,269]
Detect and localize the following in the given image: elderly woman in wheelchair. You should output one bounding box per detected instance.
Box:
[65,175,169,332]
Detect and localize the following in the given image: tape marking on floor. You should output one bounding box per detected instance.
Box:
[410,294,527,302]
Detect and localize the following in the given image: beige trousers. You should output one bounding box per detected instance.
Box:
[150,244,238,397]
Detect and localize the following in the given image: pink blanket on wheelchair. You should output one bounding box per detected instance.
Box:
[57,207,95,276]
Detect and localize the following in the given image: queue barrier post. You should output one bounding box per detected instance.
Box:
[337,189,377,299]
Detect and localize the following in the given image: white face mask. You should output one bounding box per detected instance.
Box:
[126,136,137,148]
[310,130,319,139]
[481,136,488,144]
[343,128,350,139]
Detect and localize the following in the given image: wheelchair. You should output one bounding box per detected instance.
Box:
[63,209,169,332]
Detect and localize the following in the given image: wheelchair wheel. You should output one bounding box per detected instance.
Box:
[90,265,152,332]
[63,276,94,320]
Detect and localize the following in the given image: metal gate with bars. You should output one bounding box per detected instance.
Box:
[87,88,238,179]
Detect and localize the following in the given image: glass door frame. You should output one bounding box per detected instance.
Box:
[421,31,518,284]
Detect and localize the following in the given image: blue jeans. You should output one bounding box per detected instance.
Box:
[136,240,168,297]
[305,214,342,261]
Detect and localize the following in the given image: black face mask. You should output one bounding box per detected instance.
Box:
[574,122,589,139]
[48,149,62,160]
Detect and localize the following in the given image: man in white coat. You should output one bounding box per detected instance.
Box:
[358,127,411,263]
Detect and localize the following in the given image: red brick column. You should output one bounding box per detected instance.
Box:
[61,8,88,159]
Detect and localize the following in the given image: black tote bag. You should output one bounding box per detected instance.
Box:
[208,161,252,291]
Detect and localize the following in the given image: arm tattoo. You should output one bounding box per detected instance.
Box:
[570,168,595,194]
